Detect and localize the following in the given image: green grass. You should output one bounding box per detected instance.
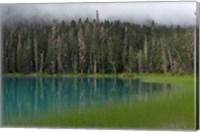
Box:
[5,74,196,130]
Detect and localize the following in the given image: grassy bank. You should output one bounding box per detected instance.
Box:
[3,72,193,78]
[4,74,196,130]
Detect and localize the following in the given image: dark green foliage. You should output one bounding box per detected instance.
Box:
[2,14,194,74]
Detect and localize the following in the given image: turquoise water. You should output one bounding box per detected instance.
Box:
[2,76,174,125]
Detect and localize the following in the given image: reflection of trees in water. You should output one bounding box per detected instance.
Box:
[136,81,174,103]
[2,77,174,124]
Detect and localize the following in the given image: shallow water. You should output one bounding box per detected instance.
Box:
[2,76,175,125]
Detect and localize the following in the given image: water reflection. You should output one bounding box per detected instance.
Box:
[2,76,174,124]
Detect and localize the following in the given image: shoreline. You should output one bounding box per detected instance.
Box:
[3,72,194,79]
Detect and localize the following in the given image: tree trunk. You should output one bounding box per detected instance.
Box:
[94,56,97,73]
[34,37,38,72]
[161,39,167,73]
[39,52,44,73]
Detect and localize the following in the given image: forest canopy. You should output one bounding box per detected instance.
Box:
[2,11,194,74]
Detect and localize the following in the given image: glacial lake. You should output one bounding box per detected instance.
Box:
[2,76,175,126]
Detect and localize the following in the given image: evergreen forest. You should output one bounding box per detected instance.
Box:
[2,11,194,74]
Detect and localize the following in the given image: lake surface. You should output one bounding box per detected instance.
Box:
[2,76,175,125]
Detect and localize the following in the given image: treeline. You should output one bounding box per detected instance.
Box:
[3,11,194,74]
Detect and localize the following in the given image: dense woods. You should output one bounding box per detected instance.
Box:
[2,11,194,74]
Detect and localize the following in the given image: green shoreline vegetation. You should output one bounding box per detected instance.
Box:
[4,74,196,130]
[3,72,194,78]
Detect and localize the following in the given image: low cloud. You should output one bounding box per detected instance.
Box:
[0,2,196,26]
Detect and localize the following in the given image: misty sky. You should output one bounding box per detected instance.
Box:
[1,2,196,26]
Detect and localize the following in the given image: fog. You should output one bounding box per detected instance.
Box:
[0,2,196,26]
